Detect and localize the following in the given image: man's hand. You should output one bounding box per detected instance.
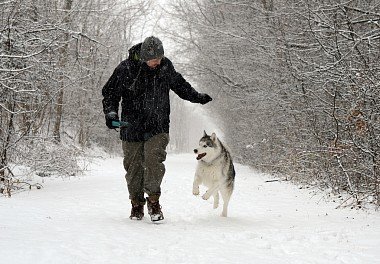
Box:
[105,111,119,129]
[199,93,212,105]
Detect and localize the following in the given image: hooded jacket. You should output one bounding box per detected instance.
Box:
[102,43,205,142]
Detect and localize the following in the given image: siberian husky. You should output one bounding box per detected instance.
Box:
[193,131,235,217]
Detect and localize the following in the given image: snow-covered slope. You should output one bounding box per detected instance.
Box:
[1,154,379,264]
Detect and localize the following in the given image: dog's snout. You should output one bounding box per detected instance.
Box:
[194,149,198,154]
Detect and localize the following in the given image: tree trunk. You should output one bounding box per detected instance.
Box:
[53,0,73,142]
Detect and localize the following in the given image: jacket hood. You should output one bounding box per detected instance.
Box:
[128,43,142,61]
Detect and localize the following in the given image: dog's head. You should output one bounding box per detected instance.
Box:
[193,131,220,162]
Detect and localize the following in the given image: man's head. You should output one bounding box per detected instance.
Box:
[140,36,164,69]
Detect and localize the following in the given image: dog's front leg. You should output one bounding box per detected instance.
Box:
[213,192,219,209]
[202,183,221,200]
[192,175,201,195]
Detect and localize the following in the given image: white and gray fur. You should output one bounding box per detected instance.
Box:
[193,131,235,217]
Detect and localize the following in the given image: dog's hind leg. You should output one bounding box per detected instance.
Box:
[213,192,219,209]
[220,188,232,217]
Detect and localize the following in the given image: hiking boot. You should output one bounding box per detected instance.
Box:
[130,201,144,220]
[147,197,164,222]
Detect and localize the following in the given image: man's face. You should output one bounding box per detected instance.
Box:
[146,57,162,69]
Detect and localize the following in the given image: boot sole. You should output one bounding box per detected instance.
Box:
[150,214,164,222]
[129,216,144,220]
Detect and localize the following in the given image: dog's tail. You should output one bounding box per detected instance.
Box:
[226,162,235,191]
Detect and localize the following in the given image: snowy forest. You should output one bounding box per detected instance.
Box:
[1,0,379,207]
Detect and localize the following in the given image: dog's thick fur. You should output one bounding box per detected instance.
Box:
[193,131,235,217]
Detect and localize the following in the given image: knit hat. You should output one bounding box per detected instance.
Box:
[140,36,164,61]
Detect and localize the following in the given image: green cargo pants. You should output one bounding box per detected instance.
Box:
[122,133,169,205]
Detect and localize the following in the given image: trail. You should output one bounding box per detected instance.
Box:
[1,154,379,264]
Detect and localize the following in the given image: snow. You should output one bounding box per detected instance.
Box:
[1,153,379,264]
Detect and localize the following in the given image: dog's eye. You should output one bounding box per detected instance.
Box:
[203,145,207,148]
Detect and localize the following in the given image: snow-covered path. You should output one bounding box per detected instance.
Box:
[1,154,379,264]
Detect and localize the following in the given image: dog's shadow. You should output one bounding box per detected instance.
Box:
[176,214,264,230]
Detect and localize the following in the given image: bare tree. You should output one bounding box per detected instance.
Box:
[167,0,380,206]
[0,0,151,196]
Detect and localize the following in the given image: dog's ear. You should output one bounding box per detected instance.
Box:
[203,130,207,137]
[211,132,217,142]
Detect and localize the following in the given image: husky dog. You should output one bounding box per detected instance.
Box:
[193,131,235,217]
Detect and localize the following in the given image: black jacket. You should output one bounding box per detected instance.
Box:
[102,43,205,142]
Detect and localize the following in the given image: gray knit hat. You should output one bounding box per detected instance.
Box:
[140,36,164,61]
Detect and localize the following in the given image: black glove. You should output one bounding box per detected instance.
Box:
[199,93,212,105]
[105,111,119,129]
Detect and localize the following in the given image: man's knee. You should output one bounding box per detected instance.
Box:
[122,141,143,170]
[145,133,169,164]
[145,148,167,165]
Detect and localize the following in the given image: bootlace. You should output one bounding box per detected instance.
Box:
[148,200,162,214]
[131,204,144,216]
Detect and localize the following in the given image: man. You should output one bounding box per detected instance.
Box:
[102,36,212,222]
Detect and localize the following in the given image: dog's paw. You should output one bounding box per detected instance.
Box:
[193,189,200,196]
[202,192,211,200]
